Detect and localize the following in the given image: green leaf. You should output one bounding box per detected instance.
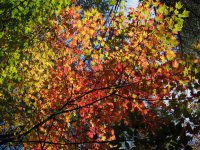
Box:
[183,67,189,76]
[109,0,116,5]
[194,68,198,75]
[158,4,166,14]
[175,2,182,9]
[0,78,3,84]
[25,27,31,34]
[18,6,24,11]
[182,10,189,18]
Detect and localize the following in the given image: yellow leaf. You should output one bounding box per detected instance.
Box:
[97,36,103,41]
[90,29,95,35]
[132,94,137,99]
[92,54,99,60]
[166,50,176,60]
[160,55,166,63]
[101,136,107,141]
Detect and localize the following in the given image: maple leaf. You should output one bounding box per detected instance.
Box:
[166,50,176,61]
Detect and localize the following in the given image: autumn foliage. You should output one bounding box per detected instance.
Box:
[0,0,199,149]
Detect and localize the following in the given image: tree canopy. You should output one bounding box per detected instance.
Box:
[0,0,199,149]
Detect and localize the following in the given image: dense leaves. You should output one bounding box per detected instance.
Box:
[0,0,199,149]
[142,0,200,56]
